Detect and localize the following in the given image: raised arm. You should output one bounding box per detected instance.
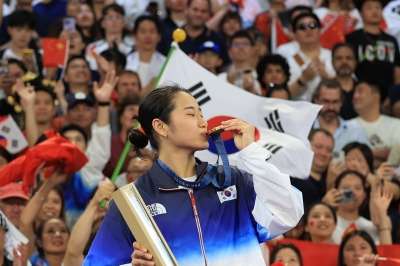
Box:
[64,182,115,266]
[19,165,67,257]
[220,119,304,239]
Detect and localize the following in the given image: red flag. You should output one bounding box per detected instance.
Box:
[320,16,345,50]
[42,38,69,68]
[341,223,358,240]
[271,19,289,54]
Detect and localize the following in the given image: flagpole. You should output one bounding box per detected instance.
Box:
[100,29,187,207]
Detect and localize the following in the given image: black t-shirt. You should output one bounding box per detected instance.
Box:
[340,80,358,120]
[345,29,400,100]
[290,172,327,210]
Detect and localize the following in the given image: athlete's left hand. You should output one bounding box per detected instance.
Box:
[220,119,255,151]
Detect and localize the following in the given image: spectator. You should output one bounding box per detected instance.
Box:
[85,4,134,71]
[350,81,400,167]
[64,182,115,266]
[338,230,380,266]
[277,13,335,101]
[75,2,101,44]
[0,0,52,46]
[0,183,29,228]
[331,43,359,120]
[158,0,230,66]
[125,15,165,94]
[304,202,337,243]
[269,243,303,266]
[0,59,27,124]
[388,84,400,118]
[256,54,290,95]
[313,78,370,154]
[245,27,268,69]
[265,84,291,100]
[112,70,141,108]
[218,31,261,95]
[65,93,96,140]
[332,170,392,244]
[114,148,156,188]
[15,77,58,147]
[217,11,242,47]
[290,129,335,208]
[161,0,187,31]
[0,146,12,169]
[197,41,223,75]
[314,0,363,35]
[33,0,67,21]
[345,0,400,102]
[31,217,70,266]
[63,56,92,96]
[0,10,36,61]
[103,93,141,178]
[19,172,66,257]
[283,218,305,240]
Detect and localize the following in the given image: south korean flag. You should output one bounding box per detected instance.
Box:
[0,115,28,154]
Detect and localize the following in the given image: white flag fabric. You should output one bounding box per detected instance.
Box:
[158,48,321,144]
[0,115,28,154]
[383,1,400,47]
[1,210,29,261]
[211,128,314,178]
[157,47,321,178]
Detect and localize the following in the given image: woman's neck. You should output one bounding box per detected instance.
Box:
[69,84,89,95]
[44,252,65,266]
[270,2,286,12]
[329,0,341,12]
[311,235,332,244]
[119,128,128,143]
[159,150,196,178]
[82,28,91,37]
[337,208,360,221]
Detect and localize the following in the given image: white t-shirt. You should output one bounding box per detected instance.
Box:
[1,48,21,60]
[332,215,380,245]
[276,41,336,101]
[351,115,400,149]
[137,61,150,88]
[218,69,262,95]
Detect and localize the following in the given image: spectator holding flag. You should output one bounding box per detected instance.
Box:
[84,84,303,265]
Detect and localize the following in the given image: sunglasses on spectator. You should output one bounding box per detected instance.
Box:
[296,22,319,31]
[231,43,251,48]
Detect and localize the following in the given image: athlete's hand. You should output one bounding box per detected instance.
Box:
[131,242,154,266]
[220,119,255,151]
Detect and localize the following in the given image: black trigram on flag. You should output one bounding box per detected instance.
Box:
[264,110,284,132]
[1,126,10,134]
[188,82,211,106]
[263,143,283,154]
[12,140,18,148]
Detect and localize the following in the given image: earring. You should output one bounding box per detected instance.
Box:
[164,134,167,138]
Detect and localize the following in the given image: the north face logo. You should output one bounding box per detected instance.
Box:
[147,203,167,216]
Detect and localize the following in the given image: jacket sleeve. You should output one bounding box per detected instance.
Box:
[80,124,111,187]
[237,142,304,239]
[83,201,135,266]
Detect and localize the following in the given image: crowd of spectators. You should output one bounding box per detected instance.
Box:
[0,0,400,265]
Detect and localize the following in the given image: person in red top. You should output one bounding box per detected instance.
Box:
[102,93,141,178]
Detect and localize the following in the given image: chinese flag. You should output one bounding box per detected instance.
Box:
[42,38,69,68]
[320,16,345,50]
[341,223,358,240]
[271,19,289,54]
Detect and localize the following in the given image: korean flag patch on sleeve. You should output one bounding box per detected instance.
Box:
[217,185,237,203]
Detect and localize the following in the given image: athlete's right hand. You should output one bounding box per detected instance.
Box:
[131,242,154,266]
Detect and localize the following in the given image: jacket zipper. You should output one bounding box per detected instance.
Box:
[160,187,208,265]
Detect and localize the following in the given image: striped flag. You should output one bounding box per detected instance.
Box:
[0,115,28,154]
[157,48,321,178]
